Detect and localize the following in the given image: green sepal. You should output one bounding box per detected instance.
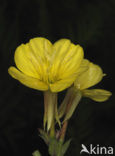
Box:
[58,87,73,119]
[32,150,41,156]
[55,99,61,128]
[63,91,82,122]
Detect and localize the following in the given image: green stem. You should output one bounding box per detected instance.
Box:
[59,120,68,142]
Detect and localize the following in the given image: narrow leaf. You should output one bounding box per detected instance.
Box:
[62,139,71,155]
[39,129,49,144]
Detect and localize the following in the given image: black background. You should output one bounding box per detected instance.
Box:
[0,0,115,156]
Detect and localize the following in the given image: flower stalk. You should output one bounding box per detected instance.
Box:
[59,120,68,142]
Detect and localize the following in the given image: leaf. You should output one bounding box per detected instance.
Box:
[39,129,49,145]
[61,139,71,155]
[32,150,41,156]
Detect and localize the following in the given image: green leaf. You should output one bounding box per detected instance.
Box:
[32,150,41,156]
[62,139,71,155]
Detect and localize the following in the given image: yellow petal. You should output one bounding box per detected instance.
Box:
[49,39,71,82]
[29,37,52,65]
[14,44,39,78]
[82,89,112,102]
[58,44,84,79]
[49,39,84,86]
[28,37,52,82]
[74,62,103,90]
[76,59,90,75]
[8,66,48,91]
[14,37,52,81]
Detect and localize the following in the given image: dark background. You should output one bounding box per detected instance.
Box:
[0,0,115,156]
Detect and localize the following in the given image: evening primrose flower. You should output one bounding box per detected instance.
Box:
[8,37,84,131]
[74,59,112,102]
[59,59,112,122]
[8,37,84,92]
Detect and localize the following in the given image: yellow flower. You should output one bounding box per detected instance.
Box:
[58,59,112,122]
[74,59,112,102]
[8,37,84,92]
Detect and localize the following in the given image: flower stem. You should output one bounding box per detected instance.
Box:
[59,120,68,142]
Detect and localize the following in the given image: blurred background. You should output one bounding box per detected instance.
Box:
[0,0,115,155]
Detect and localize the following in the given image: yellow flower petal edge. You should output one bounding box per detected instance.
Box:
[8,66,48,91]
[8,37,84,92]
[82,89,112,102]
[74,61,104,90]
